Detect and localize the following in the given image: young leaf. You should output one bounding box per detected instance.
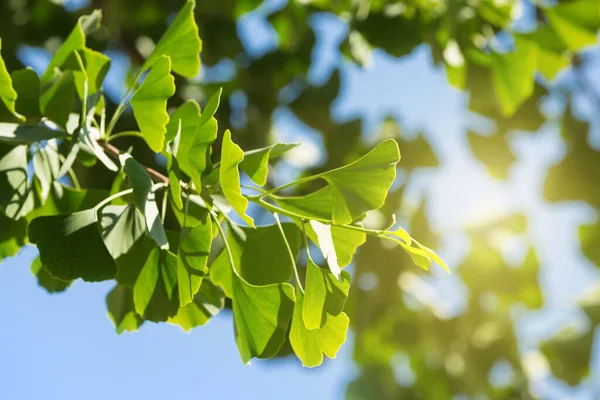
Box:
[106,285,144,334]
[310,220,341,279]
[220,130,254,227]
[177,215,212,307]
[169,279,224,331]
[0,123,68,144]
[133,246,178,317]
[142,0,202,78]
[120,153,169,249]
[28,208,118,282]
[101,204,146,260]
[131,56,175,152]
[303,255,351,330]
[290,289,349,368]
[240,142,300,186]
[0,145,34,220]
[164,100,201,175]
[0,38,24,121]
[413,239,450,273]
[30,256,71,294]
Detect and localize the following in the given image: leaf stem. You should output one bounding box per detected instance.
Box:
[249,173,324,199]
[93,182,166,212]
[106,69,144,137]
[106,131,145,142]
[273,213,304,293]
[210,212,238,278]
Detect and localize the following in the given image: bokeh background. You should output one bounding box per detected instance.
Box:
[2,0,600,398]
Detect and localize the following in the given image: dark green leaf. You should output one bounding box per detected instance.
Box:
[30,256,71,293]
[0,145,34,220]
[11,68,42,119]
[0,123,68,144]
[169,279,224,331]
[106,285,144,334]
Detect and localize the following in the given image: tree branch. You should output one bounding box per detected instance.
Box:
[100,141,170,184]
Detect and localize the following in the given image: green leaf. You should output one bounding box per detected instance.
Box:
[0,38,24,121]
[40,71,75,129]
[0,214,26,260]
[78,122,118,172]
[11,68,42,119]
[413,239,450,273]
[28,208,117,282]
[491,38,537,117]
[290,289,349,368]
[131,56,175,152]
[177,215,212,307]
[0,145,34,220]
[386,236,432,271]
[273,186,335,221]
[188,88,222,187]
[169,279,224,331]
[219,130,254,227]
[142,0,202,78]
[41,10,102,84]
[303,254,351,330]
[120,153,169,249]
[0,123,68,144]
[133,246,178,317]
[106,285,144,334]
[544,0,600,51]
[27,182,107,219]
[309,220,341,278]
[239,143,300,186]
[101,204,146,260]
[30,256,71,293]
[165,100,200,175]
[210,223,301,287]
[32,142,60,203]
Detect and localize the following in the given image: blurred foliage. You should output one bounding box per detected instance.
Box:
[2,0,600,397]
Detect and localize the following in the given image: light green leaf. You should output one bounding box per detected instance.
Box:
[120,153,169,249]
[303,255,351,330]
[169,279,224,331]
[188,88,222,188]
[62,48,110,105]
[0,214,26,260]
[273,186,335,221]
[210,223,301,288]
[0,145,34,220]
[30,256,71,294]
[220,130,254,227]
[309,220,341,278]
[131,56,175,152]
[389,226,412,245]
[165,100,200,175]
[0,38,24,121]
[33,142,61,203]
[40,71,75,129]
[290,289,349,368]
[142,0,202,78]
[11,68,42,119]
[28,208,117,282]
[386,236,432,271]
[106,285,144,334]
[0,123,68,144]
[41,10,102,84]
[78,122,118,171]
[133,246,178,316]
[491,38,537,117]
[545,0,600,51]
[101,204,146,260]
[240,142,300,186]
[413,239,450,273]
[177,215,212,307]
[27,182,107,220]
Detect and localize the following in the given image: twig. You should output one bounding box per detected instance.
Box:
[100,141,169,184]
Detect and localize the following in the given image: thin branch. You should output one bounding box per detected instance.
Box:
[100,141,169,184]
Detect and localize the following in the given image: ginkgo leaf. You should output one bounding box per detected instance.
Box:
[120,153,169,249]
[0,145,34,220]
[290,289,349,368]
[169,279,224,331]
[0,38,24,121]
[303,221,365,268]
[41,10,102,84]
[78,122,118,171]
[30,256,71,294]
[210,223,301,287]
[188,88,222,188]
[303,254,351,330]
[32,141,60,203]
[142,0,202,78]
[240,142,300,186]
[62,48,111,103]
[164,100,201,175]
[106,285,144,334]
[310,220,341,278]
[177,215,212,307]
[131,56,175,152]
[273,186,335,221]
[544,0,600,51]
[491,38,537,117]
[40,71,75,129]
[11,68,42,119]
[219,130,254,227]
[28,208,117,282]
[413,239,450,273]
[101,204,146,260]
[386,235,432,271]
[0,124,67,144]
[133,246,178,317]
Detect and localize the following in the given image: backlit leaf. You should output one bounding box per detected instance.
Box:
[101,204,146,260]
[0,123,68,144]
[30,256,71,294]
[0,38,24,121]
[0,145,34,220]
[310,220,341,278]
[169,279,224,331]
[133,246,178,317]
[177,214,212,307]
[240,142,300,186]
[106,285,144,334]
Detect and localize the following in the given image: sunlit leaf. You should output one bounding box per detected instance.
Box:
[239,142,300,186]
[28,208,117,282]
[0,38,24,121]
[177,214,212,307]
[310,220,341,278]
[0,145,34,220]
[101,204,146,260]
[0,123,68,144]
[169,279,224,331]
[131,56,175,152]
[544,0,600,51]
[133,246,178,317]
